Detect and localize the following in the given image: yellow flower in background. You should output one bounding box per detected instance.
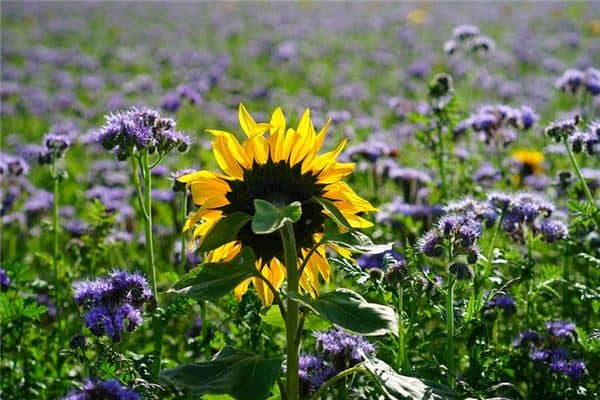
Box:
[512,149,544,174]
[179,104,375,306]
[407,8,427,25]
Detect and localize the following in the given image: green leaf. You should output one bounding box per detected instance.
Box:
[160,347,281,400]
[251,199,302,234]
[323,219,392,254]
[199,212,252,252]
[261,306,331,331]
[291,288,398,336]
[168,247,257,301]
[314,197,353,230]
[362,354,455,400]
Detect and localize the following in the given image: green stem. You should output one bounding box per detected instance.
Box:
[446,275,456,386]
[397,285,407,371]
[564,140,595,205]
[141,152,158,302]
[280,222,299,400]
[308,365,366,400]
[435,120,448,202]
[179,192,188,275]
[52,170,60,312]
[201,301,210,358]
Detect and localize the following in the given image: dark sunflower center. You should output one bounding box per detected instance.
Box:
[221,158,327,261]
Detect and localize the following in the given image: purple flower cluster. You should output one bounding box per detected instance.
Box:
[491,192,568,243]
[314,328,376,371]
[454,104,538,147]
[570,121,599,156]
[444,24,495,55]
[418,199,485,278]
[38,133,71,165]
[297,328,375,398]
[72,270,153,342]
[0,154,29,179]
[513,321,586,381]
[483,294,516,317]
[555,67,600,96]
[61,378,140,400]
[97,107,191,160]
[0,268,11,291]
[298,355,336,398]
[545,116,580,142]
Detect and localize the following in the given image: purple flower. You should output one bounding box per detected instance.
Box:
[61,379,140,400]
[546,320,576,339]
[314,328,375,371]
[160,92,181,113]
[298,355,335,398]
[538,219,568,242]
[73,270,153,342]
[418,230,443,257]
[565,360,587,380]
[0,268,11,291]
[529,348,550,362]
[513,330,542,347]
[485,294,517,315]
[357,249,404,270]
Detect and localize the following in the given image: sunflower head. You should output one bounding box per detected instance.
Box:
[179,104,375,305]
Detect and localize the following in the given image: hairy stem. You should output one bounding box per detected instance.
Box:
[179,192,188,276]
[564,140,595,205]
[280,222,299,400]
[446,275,456,386]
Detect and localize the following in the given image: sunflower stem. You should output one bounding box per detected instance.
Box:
[280,222,299,400]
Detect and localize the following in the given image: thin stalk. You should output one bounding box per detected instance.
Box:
[179,192,188,275]
[52,168,60,312]
[141,152,158,302]
[280,222,299,400]
[446,275,456,386]
[308,365,366,400]
[435,120,448,202]
[564,140,595,205]
[201,301,210,358]
[397,285,407,371]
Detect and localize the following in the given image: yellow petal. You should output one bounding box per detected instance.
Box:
[317,162,355,184]
[238,103,269,138]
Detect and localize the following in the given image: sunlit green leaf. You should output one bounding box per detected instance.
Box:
[251,199,302,234]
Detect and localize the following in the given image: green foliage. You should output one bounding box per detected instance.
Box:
[199,212,252,252]
[251,199,302,234]
[291,288,398,336]
[159,347,281,400]
[169,247,257,301]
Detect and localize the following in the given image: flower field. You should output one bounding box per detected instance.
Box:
[1,2,599,399]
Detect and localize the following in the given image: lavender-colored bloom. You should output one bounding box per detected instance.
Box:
[160,92,181,113]
[357,249,404,269]
[546,320,576,339]
[97,107,190,160]
[314,328,375,371]
[529,347,550,362]
[513,330,542,347]
[549,357,569,374]
[0,268,11,291]
[418,230,443,257]
[485,295,516,314]
[298,355,335,397]
[566,360,587,380]
[545,116,579,142]
[186,316,203,338]
[539,219,568,242]
[61,379,140,400]
[73,270,153,342]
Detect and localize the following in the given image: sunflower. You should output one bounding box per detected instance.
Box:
[179,104,375,306]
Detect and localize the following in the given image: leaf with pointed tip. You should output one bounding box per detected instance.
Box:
[362,354,455,400]
[291,288,398,336]
[261,306,331,331]
[199,212,252,253]
[160,347,281,400]
[251,199,302,234]
[314,197,353,230]
[168,248,257,301]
